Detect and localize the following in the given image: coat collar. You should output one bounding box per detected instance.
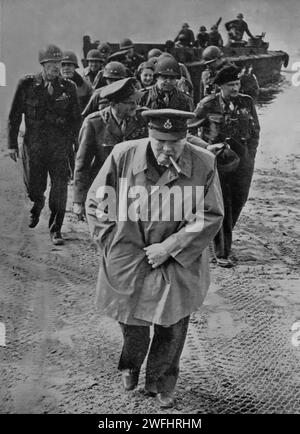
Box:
[132,140,192,179]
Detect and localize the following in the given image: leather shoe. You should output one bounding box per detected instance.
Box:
[121,369,139,391]
[28,214,39,228]
[156,392,175,408]
[144,383,158,397]
[216,258,234,268]
[50,232,64,246]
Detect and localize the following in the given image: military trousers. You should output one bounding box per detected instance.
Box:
[22,142,69,234]
[214,154,255,259]
[118,316,190,393]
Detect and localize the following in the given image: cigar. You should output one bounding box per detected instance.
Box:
[169,156,182,174]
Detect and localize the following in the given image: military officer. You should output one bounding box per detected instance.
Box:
[97,42,112,65]
[73,78,148,219]
[118,38,145,75]
[85,108,223,408]
[61,50,92,111]
[193,65,260,266]
[81,61,127,118]
[8,44,81,245]
[83,49,104,90]
[200,46,229,99]
[139,56,194,111]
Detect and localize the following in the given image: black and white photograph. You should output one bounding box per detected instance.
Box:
[0,0,299,417]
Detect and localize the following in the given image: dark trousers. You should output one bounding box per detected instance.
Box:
[214,156,255,259]
[118,316,190,393]
[22,144,69,233]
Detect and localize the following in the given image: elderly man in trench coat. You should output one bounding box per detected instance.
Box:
[86,108,224,408]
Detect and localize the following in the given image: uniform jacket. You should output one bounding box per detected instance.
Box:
[86,138,224,326]
[68,71,92,111]
[83,67,105,90]
[8,72,81,151]
[73,106,148,203]
[139,84,194,111]
[194,92,260,158]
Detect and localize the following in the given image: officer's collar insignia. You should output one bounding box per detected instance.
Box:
[164,119,172,129]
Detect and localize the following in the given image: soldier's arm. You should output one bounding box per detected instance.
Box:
[248,98,260,155]
[73,118,98,204]
[67,82,82,139]
[160,162,224,267]
[86,151,118,248]
[244,23,255,39]
[7,78,26,150]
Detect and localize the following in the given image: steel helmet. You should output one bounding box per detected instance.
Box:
[61,50,79,68]
[38,44,63,64]
[147,48,163,59]
[119,38,134,51]
[97,42,112,54]
[154,57,181,78]
[103,61,126,79]
[202,46,223,64]
[200,26,207,31]
[86,49,102,61]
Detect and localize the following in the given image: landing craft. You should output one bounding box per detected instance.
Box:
[82,33,289,104]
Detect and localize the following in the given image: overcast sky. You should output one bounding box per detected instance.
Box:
[0,0,299,121]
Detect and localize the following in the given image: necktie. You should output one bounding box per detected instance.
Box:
[163,93,170,106]
[121,119,127,136]
[45,80,54,96]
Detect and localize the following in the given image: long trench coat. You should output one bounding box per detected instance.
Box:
[86,138,224,326]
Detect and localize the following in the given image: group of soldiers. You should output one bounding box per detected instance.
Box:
[8,32,259,267]
[7,23,260,407]
[175,13,256,49]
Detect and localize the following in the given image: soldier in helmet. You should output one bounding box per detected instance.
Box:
[61,50,92,111]
[83,49,104,89]
[139,56,193,111]
[8,44,81,245]
[196,26,209,49]
[174,23,195,47]
[208,25,223,47]
[97,42,112,65]
[118,38,144,75]
[225,13,255,43]
[73,78,148,220]
[193,65,260,267]
[82,61,127,118]
[200,45,229,99]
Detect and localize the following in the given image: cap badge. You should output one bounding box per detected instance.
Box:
[164,119,173,129]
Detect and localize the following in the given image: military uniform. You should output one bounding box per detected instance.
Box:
[139,84,194,111]
[83,67,105,90]
[73,106,148,204]
[194,92,260,259]
[8,72,81,234]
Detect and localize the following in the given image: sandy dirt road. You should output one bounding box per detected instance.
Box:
[0,81,299,414]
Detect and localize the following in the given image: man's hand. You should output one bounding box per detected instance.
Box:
[73,202,85,221]
[8,149,19,162]
[206,143,225,155]
[144,243,170,269]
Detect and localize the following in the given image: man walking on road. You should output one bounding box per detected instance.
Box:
[86,108,223,408]
[8,44,81,245]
